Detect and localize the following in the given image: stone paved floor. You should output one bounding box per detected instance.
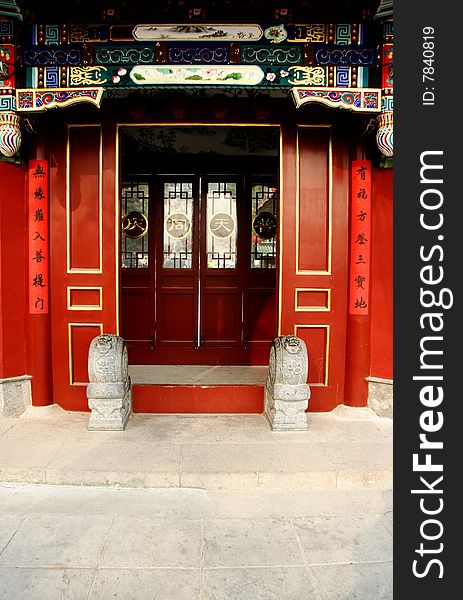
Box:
[0,484,392,599]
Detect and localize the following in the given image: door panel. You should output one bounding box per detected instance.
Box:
[203,290,242,345]
[122,171,277,365]
[50,123,118,411]
[201,177,242,348]
[280,124,349,411]
[248,290,276,342]
[156,177,198,350]
[120,179,153,348]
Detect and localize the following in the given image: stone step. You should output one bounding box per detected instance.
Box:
[130,365,267,413]
[0,409,392,491]
[132,384,264,413]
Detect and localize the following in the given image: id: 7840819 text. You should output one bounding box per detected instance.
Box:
[422,26,435,106]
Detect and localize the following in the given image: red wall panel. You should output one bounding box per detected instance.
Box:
[279,125,349,411]
[297,127,330,272]
[50,124,118,410]
[0,163,27,379]
[68,127,101,271]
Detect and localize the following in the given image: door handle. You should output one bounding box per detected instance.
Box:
[149,335,154,351]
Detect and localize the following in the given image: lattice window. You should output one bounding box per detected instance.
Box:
[121,181,149,269]
[206,181,238,269]
[163,181,194,269]
[250,183,277,269]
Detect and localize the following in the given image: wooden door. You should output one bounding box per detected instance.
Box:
[201,177,242,353]
[50,123,118,411]
[156,177,199,354]
[122,173,277,365]
[280,124,349,411]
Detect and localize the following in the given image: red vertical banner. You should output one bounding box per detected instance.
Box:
[28,160,49,314]
[349,160,372,315]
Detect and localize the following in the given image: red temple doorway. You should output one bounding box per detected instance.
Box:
[119,126,279,366]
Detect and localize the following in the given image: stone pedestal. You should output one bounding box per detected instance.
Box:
[264,335,310,431]
[367,377,393,419]
[0,375,32,417]
[87,335,132,431]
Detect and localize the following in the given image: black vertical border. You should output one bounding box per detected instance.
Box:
[395,0,462,596]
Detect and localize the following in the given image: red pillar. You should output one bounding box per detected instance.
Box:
[344,316,371,406]
[344,160,373,407]
[27,309,53,406]
[26,158,53,406]
[370,168,393,380]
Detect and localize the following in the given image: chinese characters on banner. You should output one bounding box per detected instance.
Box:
[28,160,49,314]
[349,160,371,315]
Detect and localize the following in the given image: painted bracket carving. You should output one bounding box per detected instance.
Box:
[87,334,132,431]
[291,86,382,113]
[0,111,21,156]
[265,335,310,431]
[15,87,104,112]
[376,110,393,157]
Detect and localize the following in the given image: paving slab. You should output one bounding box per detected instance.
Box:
[46,440,182,472]
[0,419,15,436]
[0,514,113,568]
[203,519,304,568]
[209,489,393,520]
[203,567,318,600]
[99,517,202,568]
[0,438,65,468]
[88,569,201,600]
[309,562,393,600]
[324,441,393,470]
[0,515,24,555]
[0,567,96,600]
[292,514,392,565]
[180,442,333,473]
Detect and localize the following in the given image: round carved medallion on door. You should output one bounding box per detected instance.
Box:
[165,211,192,240]
[122,211,148,239]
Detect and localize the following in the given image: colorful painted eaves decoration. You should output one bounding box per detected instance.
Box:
[291,88,381,113]
[1,18,393,157]
[16,88,104,112]
[20,22,377,92]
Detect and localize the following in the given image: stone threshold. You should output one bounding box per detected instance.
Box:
[129,365,268,386]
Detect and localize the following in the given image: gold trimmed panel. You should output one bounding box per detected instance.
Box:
[294,324,330,386]
[67,286,103,311]
[295,288,331,312]
[295,124,333,275]
[66,124,103,274]
[68,322,103,386]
